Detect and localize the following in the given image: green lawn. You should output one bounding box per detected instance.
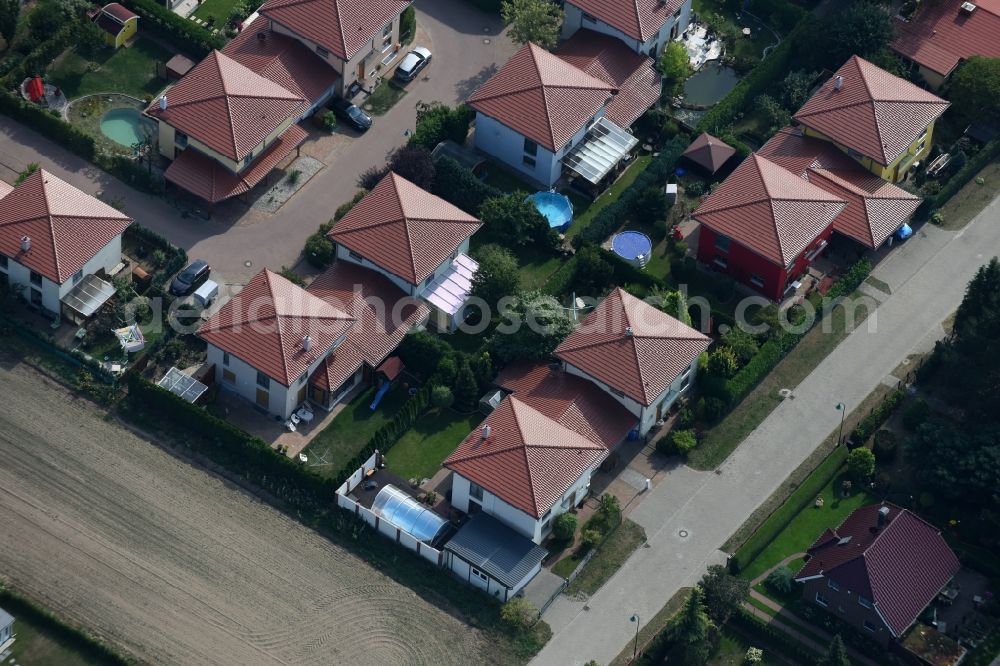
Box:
[739,477,875,582]
[483,160,538,194]
[192,0,240,29]
[304,385,409,476]
[385,408,481,480]
[516,245,565,291]
[565,155,652,240]
[936,160,1000,230]
[708,626,784,666]
[564,519,646,596]
[362,81,407,115]
[48,40,171,100]
[7,614,114,666]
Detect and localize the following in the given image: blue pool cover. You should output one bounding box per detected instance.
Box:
[612,231,653,260]
[528,191,574,231]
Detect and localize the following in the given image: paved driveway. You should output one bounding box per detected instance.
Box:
[531,199,1000,665]
[0,0,513,289]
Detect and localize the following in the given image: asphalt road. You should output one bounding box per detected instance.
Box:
[0,0,513,289]
[531,199,1000,665]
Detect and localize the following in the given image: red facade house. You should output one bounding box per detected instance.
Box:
[693,154,846,300]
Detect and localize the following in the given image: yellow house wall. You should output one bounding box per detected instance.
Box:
[800,122,936,182]
[117,17,137,48]
[154,114,298,171]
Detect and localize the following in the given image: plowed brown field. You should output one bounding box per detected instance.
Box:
[0,360,489,665]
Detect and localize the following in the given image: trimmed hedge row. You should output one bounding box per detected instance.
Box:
[825,258,871,301]
[923,138,1000,215]
[849,389,903,446]
[118,0,225,57]
[0,586,133,665]
[729,447,847,573]
[431,155,502,215]
[730,608,821,663]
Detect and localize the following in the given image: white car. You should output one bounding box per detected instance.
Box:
[394,46,432,82]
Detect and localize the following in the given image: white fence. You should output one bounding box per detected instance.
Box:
[335,450,444,567]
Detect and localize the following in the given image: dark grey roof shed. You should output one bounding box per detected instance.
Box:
[445,513,546,589]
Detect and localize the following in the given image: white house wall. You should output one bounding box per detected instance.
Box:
[473,113,563,187]
[561,0,692,58]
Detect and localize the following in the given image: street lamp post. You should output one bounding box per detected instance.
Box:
[836,402,846,447]
[630,613,640,660]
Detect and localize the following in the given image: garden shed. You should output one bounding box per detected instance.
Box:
[445,512,547,601]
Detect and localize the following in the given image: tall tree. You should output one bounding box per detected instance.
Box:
[491,290,575,363]
[659,41,691,93]
[479,193,555,248]
[817,635,851,666]
[501,0,563,49]
[821,1,894,67]
[387,145,436,190]
[471,243,520,308]
[0,0,20,45]
[670,586,714,665]
[699,565,749,625]
[947,58,1000,128]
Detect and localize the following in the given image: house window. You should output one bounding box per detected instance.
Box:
[847,148,864,161]
[72,269,83,284]
[523,155,537,167]
[256,371,270,389]
[383,23,393,37]
[858,596,872,609]
[714,234,730,252]
[863,620,877,633]
[827,579,840,592]
[423,271,435,286]
[470,482,484,502]
[582,11,597,22]
[0,254,6,270]
[680,374,691,390]
[299,371,308,385]
[30,270,42,286]
[223,351,231,367]
[175,131,188,149]
[316,45,329,58]
[222,368,236,383]
[348,250,364,262]
[523,138,538,157]
[815,592,829,607]
[713,255,728,269]
[471,567,489,582]
[30,288,42,306]
[750,275,765,288]
[382,34,393,51]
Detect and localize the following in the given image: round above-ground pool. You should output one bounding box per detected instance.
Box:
[612,231,653,269]
[100,108,152,148]
[528,191,574,232]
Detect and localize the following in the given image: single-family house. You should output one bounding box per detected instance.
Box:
[693,153,848,300]
[561,0,692,60]
[258,0,410,97]
[198,268,355,419]
[0,606,14,653]
[92,3,138,49]
[328,172,482,332]
[467,42,641,188]
[554,287,711,435]
[793,55,950,183]
[759,127,921,251]
[892,0,1000,90]
[304,261,428,411]
[0,169,131,322]
[795,503,960,647]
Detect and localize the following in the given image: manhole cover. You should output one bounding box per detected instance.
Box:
[483,38,491,44]
[902,358,911,365]
[583,605,590,611]
[678,529,689,538]
[483,26,492,33]
[778,388,793,399]
[244,260,252,268]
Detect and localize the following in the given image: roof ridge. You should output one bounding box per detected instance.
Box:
[508,398,541,515]
[33,171,65,280]
[388,175,419,281]
[767,199,790,266]
[631,0,645,40]
[530,46,560,151]
[266,270,293,385]
[222,87,240,163]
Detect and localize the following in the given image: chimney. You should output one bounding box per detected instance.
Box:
[302,335,312,352]
[624,326,634,337]
[481,425,491,440]
[159,95,168,111]
[877,505,890,528]
[833,75,843,91]
[20,235,30,252]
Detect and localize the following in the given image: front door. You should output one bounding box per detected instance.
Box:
[358,61,365,81]
[297,385,307,406]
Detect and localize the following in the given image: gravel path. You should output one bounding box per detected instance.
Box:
[0,360,488,665]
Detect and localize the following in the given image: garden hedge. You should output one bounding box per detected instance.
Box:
[923,138,1000,215]
[848,389,903,446]
[2,23,78,87]
[730,608,821,663]
[431,155,502,215]
[118,0,225,57]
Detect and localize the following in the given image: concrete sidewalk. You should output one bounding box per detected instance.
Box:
[531,200,1000,665]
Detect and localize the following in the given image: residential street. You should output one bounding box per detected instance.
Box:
[531,199,1000,666]
[0,0,513,288]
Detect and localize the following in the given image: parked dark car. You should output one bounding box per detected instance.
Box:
[170,259,211,296]
[328,97,372,131]
[394,46,431,83]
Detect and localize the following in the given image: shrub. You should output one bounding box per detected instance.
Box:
[304,229,335,268]
[902,398,930,431]
[826,258,872,300]
[849,389,903,444]
[581,529,602,549]
[677,406,695,428]
[703,397,727,423]
[357,164,390,190]
[479,193,554,248]
[431,155,502,215]
[500,597,539,631]
[287,169,302,185]
[872,429,896,461]
[553,513,577,541]
[766,566,794,594]
[708,347,739,379]
[335,190,367,221]
[721,327,759,366]
[399,5,415,43]
[319,110,337,132]
[685,180,706,197]
[847,447,876,481]
[279,266,304,286]
[672,429,698,454]
[388,144,436,190]
[408,102,474,150]
[431,385,454,409]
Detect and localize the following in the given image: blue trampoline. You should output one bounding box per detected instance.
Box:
[528,191,574,232]
[612,231,653,269]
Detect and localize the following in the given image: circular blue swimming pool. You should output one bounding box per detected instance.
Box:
[528,191,574,232]
[612,231,653,268]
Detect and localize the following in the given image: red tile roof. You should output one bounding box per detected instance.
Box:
[148,51,304,162]
[444,396,608,518]
[554,288,710,406]
[198,269,355,387]
[468,42,616,152]
[892,0,1000,76]
[222,19,339,105]
[498,362,637,449]
[329,172,482,285]
[759,127,920,249]
[260,0,409,61]
[101,2,137,22]
[164,124,307,204]
[554,29,662,128]
[793,56,949,167]
[0,169,131,284]
[695,153,847,266]
[682,132,737,174]
[306,261,428,392]
[796,504,960,638]
[568,0,685,42]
